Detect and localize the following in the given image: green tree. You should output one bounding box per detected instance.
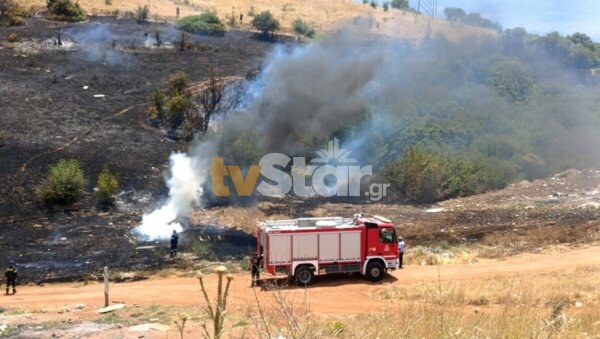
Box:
[442,157,478,197]
[383,2,390,11]
[370,0,377,9]
[251,10,280,39]
[36,159,86,205]
[391,0,409,9]
[177,12,225,36]
[47,0,86,22]
[167,71,188,97]
[292,18,315,38]
[486,59,535,102]
[385,146,444,203]
[444,7,466,22]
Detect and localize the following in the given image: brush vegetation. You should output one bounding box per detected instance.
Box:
[218,27,600,203]
[0,0,29,26]
[47,0,87,22]
[251,10,280,39]
[177,12,225,36]
[96,167,119,205]
[292,18,315,38]
[445,7,502,31]
[36,159,86,205]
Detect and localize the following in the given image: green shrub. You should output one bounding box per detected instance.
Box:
[104,0,111,5]
[36,159,86,205]
[167,71,188,97]
[474,157,518,190]
[166,94,191,129]
[370,0,377,9]
[442,156,478,197]
[0,129,5,147]
[519,153,547,180]
[96,167,119,204]
[135,4,149,22]
[47,0,87,22]
[383,2,390,11]
[251,10,280,39]
[292,18,315,38]
[486,59,535,102]
[385,146,444,203]
[177,12,225,36]
[0,0,29,26]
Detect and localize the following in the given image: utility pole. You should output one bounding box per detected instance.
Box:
[103,266,109,307]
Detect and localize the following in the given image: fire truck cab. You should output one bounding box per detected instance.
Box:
[256,214,399,286]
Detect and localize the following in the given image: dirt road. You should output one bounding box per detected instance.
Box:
[3,245,599,316]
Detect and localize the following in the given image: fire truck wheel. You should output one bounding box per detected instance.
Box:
[294,266,314,286]
[366,262,385,282]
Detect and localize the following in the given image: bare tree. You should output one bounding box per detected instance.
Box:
[198,65,224,133]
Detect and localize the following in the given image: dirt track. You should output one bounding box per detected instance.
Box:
[3,245,599,315]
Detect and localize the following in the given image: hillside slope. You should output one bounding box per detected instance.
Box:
[18,0,496,42]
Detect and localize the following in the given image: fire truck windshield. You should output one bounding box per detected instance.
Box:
[379,228,395,243]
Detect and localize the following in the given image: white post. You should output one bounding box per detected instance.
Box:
[103,266,109,307]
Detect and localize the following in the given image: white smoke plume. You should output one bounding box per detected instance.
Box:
[135,153,208,240]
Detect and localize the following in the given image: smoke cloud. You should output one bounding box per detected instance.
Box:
[137,23,600,238]
[135,152,209,240]
[67,24,135,66]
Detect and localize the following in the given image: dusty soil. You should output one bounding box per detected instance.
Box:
[0,245,598,338]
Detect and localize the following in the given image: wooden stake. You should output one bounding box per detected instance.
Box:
[103,266,109,307]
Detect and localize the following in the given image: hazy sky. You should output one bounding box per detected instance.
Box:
[356,0,600,40]
[430,0,600,39]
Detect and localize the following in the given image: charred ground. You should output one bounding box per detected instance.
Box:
[0,16,275,281]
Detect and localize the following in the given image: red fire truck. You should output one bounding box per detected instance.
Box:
[256,214,399,285]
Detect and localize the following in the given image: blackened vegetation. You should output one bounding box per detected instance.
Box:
[208,27,600,204]
[0,16,272,280]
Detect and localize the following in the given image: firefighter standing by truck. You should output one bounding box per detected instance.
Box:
[398,236,406,269]
[5,262,17,295]
[250,253,263,287]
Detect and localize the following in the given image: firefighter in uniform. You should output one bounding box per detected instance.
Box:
[170,230,179,258]
[5,262,17,295]
[398,236,406,269]
[250,253,263,287]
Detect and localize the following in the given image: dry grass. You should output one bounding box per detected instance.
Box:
[234,266,600,338]
[210,206,289,234]
[370,266,600,338]
[17,0,495,42]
